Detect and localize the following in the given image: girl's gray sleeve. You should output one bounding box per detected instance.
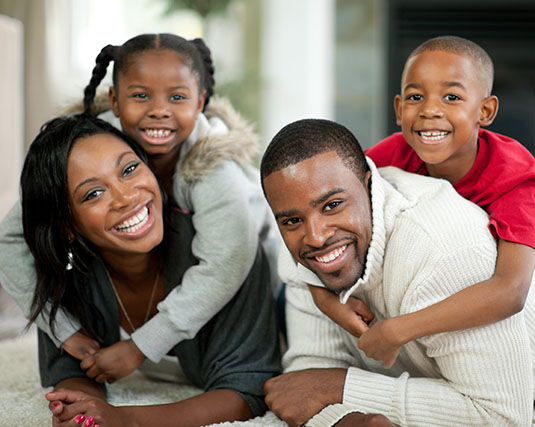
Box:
[0,201,79,345]
[131,161,260,362]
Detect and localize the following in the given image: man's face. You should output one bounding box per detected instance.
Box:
[264,150,372,293]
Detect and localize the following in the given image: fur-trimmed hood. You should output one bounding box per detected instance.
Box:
[65,93,259,184]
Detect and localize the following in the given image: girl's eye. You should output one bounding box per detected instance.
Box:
[123,162,140,177]
[324,201,341,211]
[82,189,104,202]
[132,93,148,99]
[170,94,185,101]
[444,94,460,101]
[407,94,423,101]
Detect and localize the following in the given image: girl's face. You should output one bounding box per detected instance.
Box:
[67,133,164,259]
[109,49,206,160]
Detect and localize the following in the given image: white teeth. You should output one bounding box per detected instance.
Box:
[315,245,347,263]
[418,131,448,141]
[115,206,149,233]
[145,129,171,138]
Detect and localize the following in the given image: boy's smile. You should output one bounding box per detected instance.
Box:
[394,50,498,183]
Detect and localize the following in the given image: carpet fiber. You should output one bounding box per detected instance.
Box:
[0,331,287,427]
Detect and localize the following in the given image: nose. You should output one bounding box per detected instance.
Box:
[303,216,334,249]
[110,181,139,210]
[148,97,170,119]
[419,96,444,119]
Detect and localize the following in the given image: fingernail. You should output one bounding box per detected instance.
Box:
[75,414,86,424]
[53,402,61,409]
[95,425,100,427]
[85,416,94,427]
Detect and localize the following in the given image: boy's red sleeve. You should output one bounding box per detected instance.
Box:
[365,132,426,174]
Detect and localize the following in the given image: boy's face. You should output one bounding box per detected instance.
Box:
[263,150,373,294]
[394,50,497,182]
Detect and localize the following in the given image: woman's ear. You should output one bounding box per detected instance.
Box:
[109,87,120,117]
[479,95,499,127]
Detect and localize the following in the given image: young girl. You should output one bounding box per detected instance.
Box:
[0,33,281,381]
[22,114,279,426]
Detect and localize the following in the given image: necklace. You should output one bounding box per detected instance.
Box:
[107,268,161,333]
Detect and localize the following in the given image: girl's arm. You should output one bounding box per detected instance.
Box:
[358,239,534,367]
[47,388,252,427]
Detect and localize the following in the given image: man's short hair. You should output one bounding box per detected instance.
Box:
[405,35,494,95]
[260,119,370,188]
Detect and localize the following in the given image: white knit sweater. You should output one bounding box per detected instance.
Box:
[279,161,534,426]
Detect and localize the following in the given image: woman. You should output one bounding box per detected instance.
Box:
[22,115,280,427]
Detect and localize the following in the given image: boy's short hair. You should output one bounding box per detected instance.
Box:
[260,118,370,188]
[404,35,494,95]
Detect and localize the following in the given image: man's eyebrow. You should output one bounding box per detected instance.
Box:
[310,188,345,208]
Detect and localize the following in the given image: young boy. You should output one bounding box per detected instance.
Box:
[310,35,535,368]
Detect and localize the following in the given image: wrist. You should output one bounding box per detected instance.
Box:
[128,339,147,364]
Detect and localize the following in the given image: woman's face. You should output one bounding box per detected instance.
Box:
[67,133,164,259]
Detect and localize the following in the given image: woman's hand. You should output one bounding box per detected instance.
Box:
[357,318,403,368]
[46,389,122,427]
[81,339,146,383]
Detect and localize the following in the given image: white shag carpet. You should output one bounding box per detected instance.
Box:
[0,330,287,427]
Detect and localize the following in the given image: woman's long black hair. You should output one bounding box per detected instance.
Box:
[21,114,152,340]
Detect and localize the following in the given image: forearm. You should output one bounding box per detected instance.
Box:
[54,377,105,399]
[121,389,253,427]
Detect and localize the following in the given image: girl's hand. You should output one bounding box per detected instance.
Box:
[81,339,146,383]
[62,331,101,360]
[309,285,374,337]
[46,390,116,427]
[357,318,403,368]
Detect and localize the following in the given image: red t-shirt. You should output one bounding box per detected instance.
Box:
[366,129,535,248]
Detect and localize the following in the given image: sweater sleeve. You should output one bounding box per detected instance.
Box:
[0,201,80,345]
[131,161,259,362]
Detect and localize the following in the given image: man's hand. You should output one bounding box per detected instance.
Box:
[80,339,146,383]
[309,285,374,337]
[264,368,346,426]
[62,331,100,360]
[335,412,399,427]
[357,318,403,368]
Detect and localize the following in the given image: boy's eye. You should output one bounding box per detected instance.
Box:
[170,94,185,101]
[444,94,460,101]
[324,200,341,211]
[407,94,423,101]
[82,189,104,202]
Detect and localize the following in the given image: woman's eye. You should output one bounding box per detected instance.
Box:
[325,201,341,211]
[123,162,139,176]
[82,189,103,202]
[407,94,423,101]
[444,94,460,101]
[170,94,185,101]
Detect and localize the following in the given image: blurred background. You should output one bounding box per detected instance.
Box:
[0,0,534,220]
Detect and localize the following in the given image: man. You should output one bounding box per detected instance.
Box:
[260,119,534,426]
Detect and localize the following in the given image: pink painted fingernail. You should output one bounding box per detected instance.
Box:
[95,425,100,427]
[75,414,86,424]
[85,416,94,427]
[53,402,61,409]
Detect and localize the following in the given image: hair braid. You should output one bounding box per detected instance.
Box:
[191,38,215,110]
[83,44,116,114]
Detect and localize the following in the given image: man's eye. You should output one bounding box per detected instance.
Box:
[283,218,302,226]
[444,94,460,101]
[325,201,341,211]
[407,94,423,101]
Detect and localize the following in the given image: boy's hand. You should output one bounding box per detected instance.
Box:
[80,339,146,383]
[308,285,374,337]
[357,318,402,368]
[62,331,100,360]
